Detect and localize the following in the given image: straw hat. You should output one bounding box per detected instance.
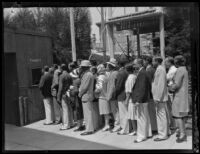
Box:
[106,58,118,67]
[80,60,91,67]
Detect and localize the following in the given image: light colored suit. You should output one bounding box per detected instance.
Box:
[152,65,170,139]
[79,70,95,132]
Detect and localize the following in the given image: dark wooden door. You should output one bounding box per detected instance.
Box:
[5,53,19,125]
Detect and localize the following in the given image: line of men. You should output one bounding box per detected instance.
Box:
[39,54,189,143]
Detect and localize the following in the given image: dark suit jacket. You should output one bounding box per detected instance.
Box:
[39,72,53,98]
[131,67,151,103]
[57,71,73,102]
[115,68,129,101]
[146,65,156,99]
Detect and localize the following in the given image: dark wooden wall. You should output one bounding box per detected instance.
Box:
[4,28,53,125]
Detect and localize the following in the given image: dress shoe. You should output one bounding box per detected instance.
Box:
[128,131,137,136]
[176,135,187,143]
[117,132,127,135]
[74,126,85,132]
[176,132,181,137]
[80,131,94,136]
[43,122,53,125]
[102,125,110,132]
[134,138,146,143]
[53,121,61,125]
[154,137,168,141]
[110,126,121,133]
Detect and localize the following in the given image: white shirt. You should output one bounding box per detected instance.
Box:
[167,65,177,86]
[125,74,137,93]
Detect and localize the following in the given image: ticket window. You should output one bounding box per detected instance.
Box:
[31,68,42,86]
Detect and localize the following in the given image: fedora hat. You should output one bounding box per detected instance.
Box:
[80,60,91,67]
[106,58,118,67]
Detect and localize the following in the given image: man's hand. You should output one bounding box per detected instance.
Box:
[154,100,160,104]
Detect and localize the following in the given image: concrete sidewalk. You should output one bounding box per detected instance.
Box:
[4,118,192,150]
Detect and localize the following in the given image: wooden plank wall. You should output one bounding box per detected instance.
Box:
[4,28,53,125]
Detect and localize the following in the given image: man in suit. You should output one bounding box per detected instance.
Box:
[131,59,152,143]
[51,64,62,125]
[152,57,170,141]
[143,55,157,133]
[115,58,129,135]
[106,58,120,132]
[78,60,95,135]
[39,66,55,125]
[57,64,73,130]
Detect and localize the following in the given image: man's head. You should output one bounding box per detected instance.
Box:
[152,56,163,68]
[143,55,153,68]
[80,60,91,72]
[174,55,186,67]
[44,65,49,73]
[53,64,58,70]
[106,58,118,71]
[68,61,77,72]
[133,58,143,74]
[60,64,67,72]
[49,67,54,74]
[165,57,174,69]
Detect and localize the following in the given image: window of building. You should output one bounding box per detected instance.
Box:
[31,68,42,86]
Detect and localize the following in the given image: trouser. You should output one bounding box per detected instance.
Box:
[53,97,62,122]
[136,103,152,140]
[43,97,55,123]
[148,100,158,132]
[82,101,95,132]
[167,94,176,128]
[92,101,102,130]
[155,101,170,139]
[118,100,129,133]
[110,100,120,126]
[61,96,73,127]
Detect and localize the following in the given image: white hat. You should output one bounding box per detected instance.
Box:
[80,60,91,67]
[106,58,118,67]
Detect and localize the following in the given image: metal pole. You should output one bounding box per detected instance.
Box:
[70,7,76,61]
[159,8,165,60]
[101,7,106,61]
[137,28,140,57]
[107,7,114,59]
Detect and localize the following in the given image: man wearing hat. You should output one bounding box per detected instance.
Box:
[106,58,120,132]
[78,60,96,135]
[115,57,129,135]
[131,59,152,143]
[57,64,73,130]
[39,66,55,125]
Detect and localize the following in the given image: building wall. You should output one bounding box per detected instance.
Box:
[4,28,53,125]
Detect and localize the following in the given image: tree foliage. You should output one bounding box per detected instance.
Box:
[4,7,92,65]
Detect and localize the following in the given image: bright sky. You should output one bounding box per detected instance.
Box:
[4,7,153,42]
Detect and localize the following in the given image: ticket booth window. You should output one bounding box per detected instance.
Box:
[31,68,42,86]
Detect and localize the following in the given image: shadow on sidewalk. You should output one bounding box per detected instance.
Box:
[4,124,119,150]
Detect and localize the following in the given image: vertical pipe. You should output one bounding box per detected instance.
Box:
[101,7,106,61]
[137,28,140,57]
[107,7,114,59]
[159,8,165,60]
[23,97,28,125]
[18,96,24,126]
[70,7,76,62]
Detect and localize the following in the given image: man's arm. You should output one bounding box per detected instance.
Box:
[79,73,92,98]
[57,75,63,102]
[39,75,45,90]
[115,71,128,97]
[154,68,166,101]
[134,72,147,103]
